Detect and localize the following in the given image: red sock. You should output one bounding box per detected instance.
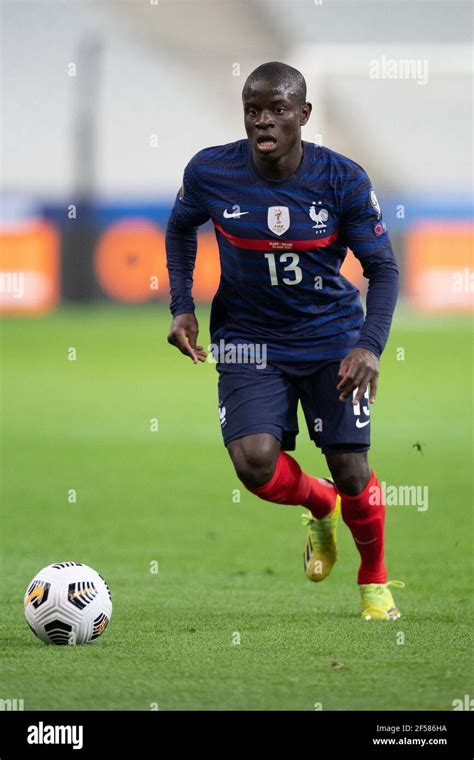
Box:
[338,470,386,584]
[245,451,336,519]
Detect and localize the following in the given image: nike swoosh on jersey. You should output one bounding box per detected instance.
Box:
[355,419,370,428]
[223,209,249,218]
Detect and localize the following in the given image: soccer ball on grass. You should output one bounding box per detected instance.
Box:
[24,561,112,645]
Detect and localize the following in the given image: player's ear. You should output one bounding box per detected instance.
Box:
[300,102,312,126]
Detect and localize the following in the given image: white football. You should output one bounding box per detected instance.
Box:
[24,561,112,645]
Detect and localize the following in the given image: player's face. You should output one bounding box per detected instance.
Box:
[243,80,311,160]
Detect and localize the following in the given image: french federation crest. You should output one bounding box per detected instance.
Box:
[267,206,290,236]
[309,202,329,230]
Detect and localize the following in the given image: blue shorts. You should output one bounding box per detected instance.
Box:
[216,360,371,454]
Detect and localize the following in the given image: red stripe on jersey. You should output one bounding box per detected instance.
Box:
[213,222,338,251]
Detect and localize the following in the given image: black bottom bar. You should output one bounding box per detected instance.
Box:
[0,710,472,757]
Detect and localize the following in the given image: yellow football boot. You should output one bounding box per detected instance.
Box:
[359,580,405,621]
[302,495,341,582]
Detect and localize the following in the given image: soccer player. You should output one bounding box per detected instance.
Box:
[166,62,404,620]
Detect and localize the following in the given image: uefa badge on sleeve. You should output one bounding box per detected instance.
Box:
[370,189,381,218]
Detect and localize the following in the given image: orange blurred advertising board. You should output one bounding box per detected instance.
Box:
[94,219,165,303]
[0,222,60,314]
[406,222,473,312]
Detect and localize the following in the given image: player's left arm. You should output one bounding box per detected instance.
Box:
[338,165,400,405]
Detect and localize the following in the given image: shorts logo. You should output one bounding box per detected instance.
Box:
[218,403,227,427]
[309,203,329,233]
[353,388,370,429]
[267,206,290,236]
[370,189,381,217]
[374,221,386,236]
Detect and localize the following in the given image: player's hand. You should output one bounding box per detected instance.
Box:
[167,313,207,364]
[337,348,379,405]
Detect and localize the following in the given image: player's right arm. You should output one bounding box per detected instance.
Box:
[165,159,211,364]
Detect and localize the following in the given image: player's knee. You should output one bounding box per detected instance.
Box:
[326,453,370,496]
[228,439,278,489]
[335,472,367,496]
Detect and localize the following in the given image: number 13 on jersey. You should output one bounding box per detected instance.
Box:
[264,252,303,286]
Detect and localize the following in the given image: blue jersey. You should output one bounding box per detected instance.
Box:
[166,139,398,361]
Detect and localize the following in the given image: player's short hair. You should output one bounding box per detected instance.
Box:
[242,62,307,105]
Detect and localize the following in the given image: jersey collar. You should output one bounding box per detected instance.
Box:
[245,139,312,185]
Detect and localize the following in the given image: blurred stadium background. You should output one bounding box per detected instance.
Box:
[1,0,472,711]
[1,0,472,313]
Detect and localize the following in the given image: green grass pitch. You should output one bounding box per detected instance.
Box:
[0,305,472,710]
